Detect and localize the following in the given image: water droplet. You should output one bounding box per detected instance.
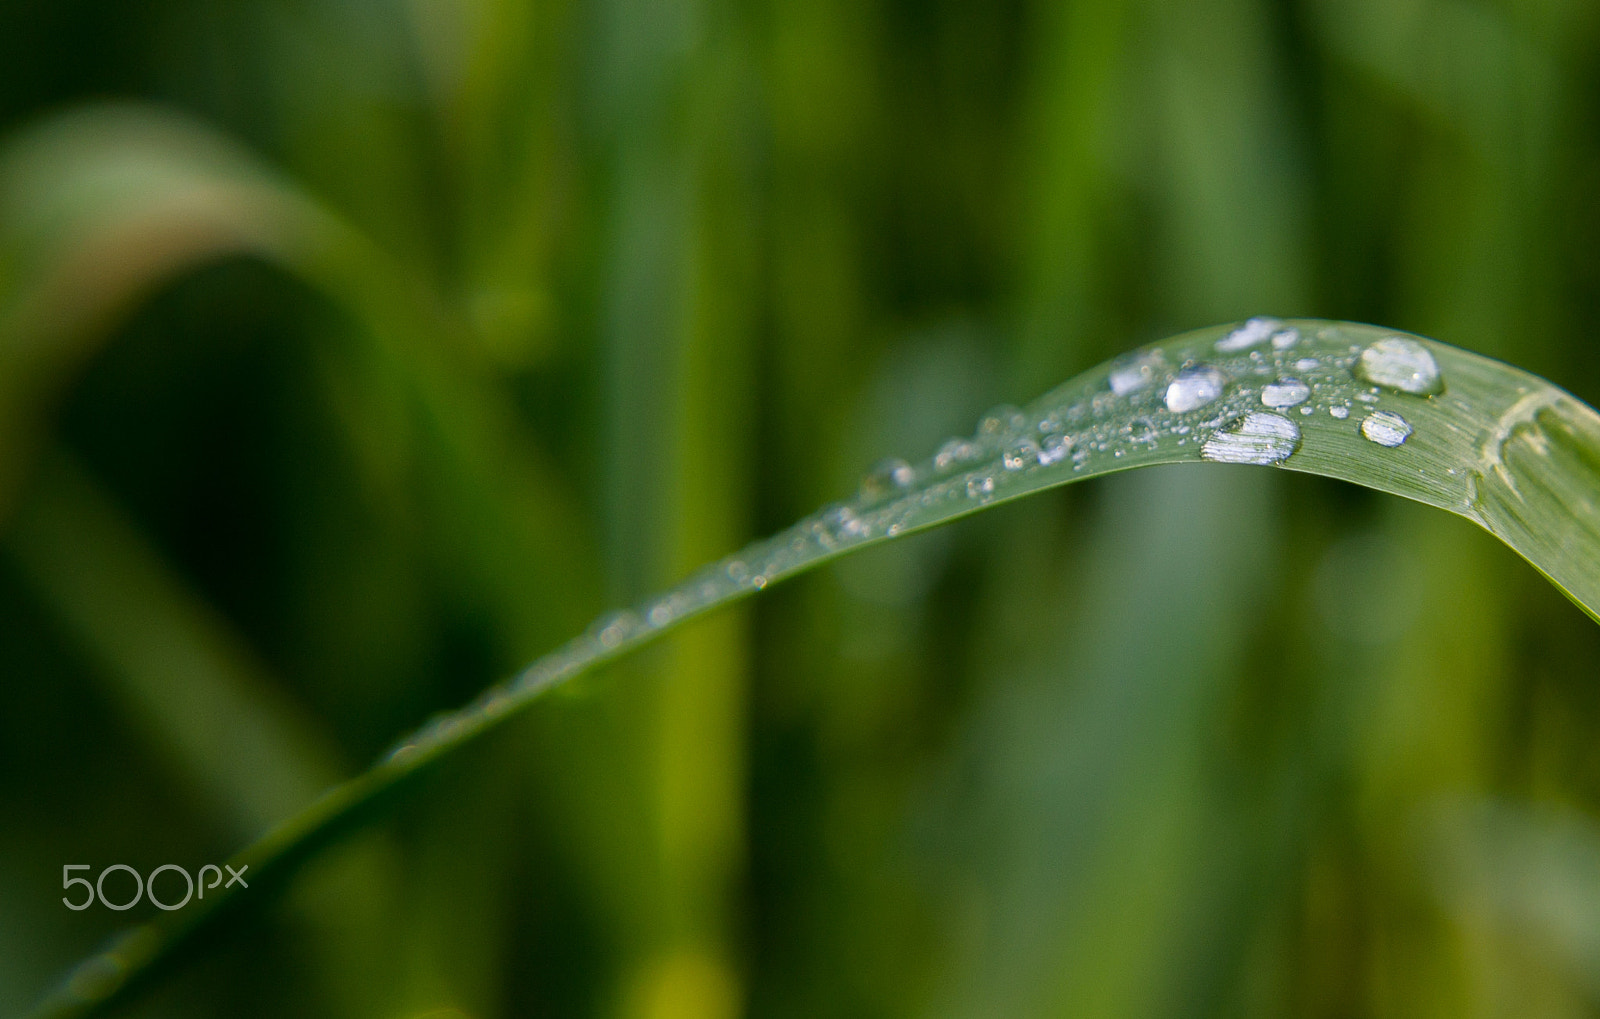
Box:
[1215,317,1281,352]
[1359,409,1412,447]
[859,458,916,504]
[751,575,768,590]
[1108,350,1166,396]
[1271,327,1301,350]
[594,612,639,648]
[978,404,1027,440]
[1127,416,1159,444]
[1354,337,1443,396]
[648,602,673,627]
[1165,365,1228,413]
[1299,405,1314,415]
[1328,405,1349,419]
[967,475,996,499]
[1261,378,1310,409]
[935,438,983,474]
[1200,412,1301,465]
[822,503,868,541]
[1294,358,1320,372]
[1002,437,1040,471]
[1037,432,1074,465]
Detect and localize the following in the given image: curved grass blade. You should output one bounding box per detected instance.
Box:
[30,318,1600,1017]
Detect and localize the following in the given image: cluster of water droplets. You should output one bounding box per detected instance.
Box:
[384,319,1448,767]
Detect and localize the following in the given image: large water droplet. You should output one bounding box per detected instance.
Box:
[1260,378,1310,409]
[858,458,916,505]
[978,404,1027,440]
[1215,317,1281,352]
[1200,412,1301,465]
[934,438,983,474]
[1354,337,1443,396]
[1165,365,1228,413]
[1271,327,1301,350]
[1108,350,1166,396]
[1359,409,1412,447]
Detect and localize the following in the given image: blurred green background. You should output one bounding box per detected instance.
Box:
[3,0,1600,1016]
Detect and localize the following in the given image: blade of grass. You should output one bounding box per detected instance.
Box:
[3,449,343,839]
[0,103,598,653]
[28,318,1600,1017]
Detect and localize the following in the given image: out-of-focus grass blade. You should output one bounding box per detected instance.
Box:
[30,319,1600,1017]
[0,103,597,649]
[1428,798,1600,1001]
[0,105,334,522]
[4,450,342,838]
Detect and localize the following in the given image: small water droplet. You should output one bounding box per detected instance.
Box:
[1215,317,1281,352]
[1354,337,1443,396]
[648,602,673,627]
[1271,327,1301,350]
[1299,405,1314,415]
[1003,437,1041,471]
[1108,350,1166,396]
[1294,358,1320,371]
[1328,405,1350,419]
[1037,432,1074,465]
[1165,365,1228,413]
[1359,409,1412,447]
[967,475,996,499]
[1127,416,1159,444]
[726,559,749,582]
[822,503,868,541]
[751,575,768,590]
[859,458,916,504]
[1200,412,1301,465]
[595,612,639,648]
[1261,378,1310,409]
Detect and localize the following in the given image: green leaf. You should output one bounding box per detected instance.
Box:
[30,318,1600,1017]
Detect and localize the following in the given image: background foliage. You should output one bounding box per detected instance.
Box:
[3,0,1600,1016]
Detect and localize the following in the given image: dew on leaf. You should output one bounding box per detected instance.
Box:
[1260,378,1310,409]
[1165,365,1228,413]
[859,458,916,504]
[1003,438,1040,471]
[1360,409,1412,447]
[1215,317,1281,352]
[1355,337,1443,396]
[1108,350,1166,396]
[1200,412,1301,465]
[1037,432,1073,465]
[978,404,1027,440]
